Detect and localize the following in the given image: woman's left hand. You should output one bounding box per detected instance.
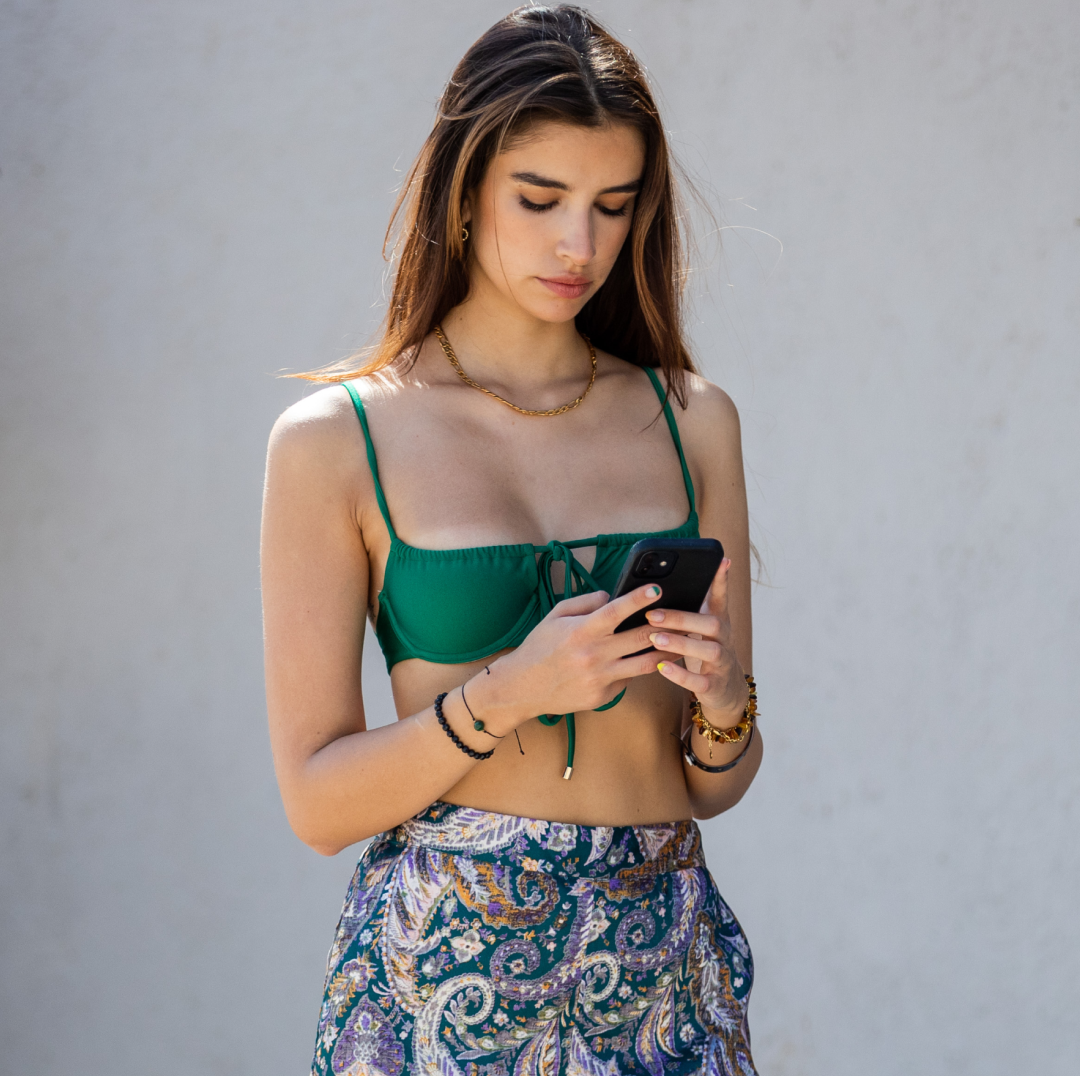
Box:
[647,557,748,723]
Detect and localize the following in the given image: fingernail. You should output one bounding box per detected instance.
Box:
[646,585,661,598]
[657,661,667,672]
[646,610,664,623]
[649,633,668,646]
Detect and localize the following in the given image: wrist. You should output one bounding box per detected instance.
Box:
[696,687,748,730]
[434,690,496,759]
[698,700,744,728]
[688,719,748,754]
[690,674,757,743]
[462,661,532,735]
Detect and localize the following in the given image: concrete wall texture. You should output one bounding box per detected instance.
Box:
[2,1,1077,1073]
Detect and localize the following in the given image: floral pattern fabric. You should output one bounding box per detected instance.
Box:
[312,802,757,1076]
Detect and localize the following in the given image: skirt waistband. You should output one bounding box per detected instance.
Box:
[383,801,704,881]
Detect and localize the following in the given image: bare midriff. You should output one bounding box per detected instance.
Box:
[389,654,692,827]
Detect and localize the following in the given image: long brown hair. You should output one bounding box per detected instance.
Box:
[297,4,697,404]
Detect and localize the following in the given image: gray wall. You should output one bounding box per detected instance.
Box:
[2,1,1077,1073]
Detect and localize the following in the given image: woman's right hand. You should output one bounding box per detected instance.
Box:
[466,584,669,731]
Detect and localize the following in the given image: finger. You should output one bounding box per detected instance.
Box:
[648,631,724,667]
[604,630,660,665]
[655,658,711,695]
[644,607,722,640]
[590,583,663,634]
[706,557,732,617]
[592,616,664,660]
[609,645,672,681]
[549,590,609,618]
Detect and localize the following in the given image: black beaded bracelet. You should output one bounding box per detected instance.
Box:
[434,692,495,761]
[681,721,755,774]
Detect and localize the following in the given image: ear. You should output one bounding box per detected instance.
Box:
[461,192,472,226]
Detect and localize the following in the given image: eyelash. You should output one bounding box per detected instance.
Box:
[518,195,629,218]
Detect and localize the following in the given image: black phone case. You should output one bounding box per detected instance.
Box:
[611,538,724,636]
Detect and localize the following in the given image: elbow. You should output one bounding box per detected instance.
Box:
[289,816,346,857]
[690,782,751,820]
[688,733,763,820]
[283,798,352,857]
[285,800,381,856]
[278,763,362,856]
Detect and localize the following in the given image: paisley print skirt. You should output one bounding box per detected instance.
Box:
[312,801,757,1075]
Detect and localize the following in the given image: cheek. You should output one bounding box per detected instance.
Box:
[501,213,545,260]
[479,204,550,270]
[597,216,633,265]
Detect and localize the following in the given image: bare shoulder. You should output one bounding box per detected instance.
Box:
[266,381,376,494]
[269,372,408,459]
[655,368,742,450]
[271,382,352,447]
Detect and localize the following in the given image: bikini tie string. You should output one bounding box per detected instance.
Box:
[534,540,626,779]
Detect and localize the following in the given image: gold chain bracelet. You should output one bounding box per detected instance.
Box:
[689,675,758,756]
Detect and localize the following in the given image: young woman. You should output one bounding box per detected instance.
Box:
[262,6,763,1073]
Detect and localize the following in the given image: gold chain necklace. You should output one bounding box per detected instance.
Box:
[434,324,597,417]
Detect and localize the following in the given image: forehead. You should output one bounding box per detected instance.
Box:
[493,120,645,188]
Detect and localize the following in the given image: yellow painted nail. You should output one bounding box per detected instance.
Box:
[657,662,667,672]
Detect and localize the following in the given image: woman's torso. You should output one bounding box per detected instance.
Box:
[351,351,702,826]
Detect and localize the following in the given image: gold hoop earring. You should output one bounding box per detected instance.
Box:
[461,225,469,242]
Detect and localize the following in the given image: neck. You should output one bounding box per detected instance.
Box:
[438,293,588,398]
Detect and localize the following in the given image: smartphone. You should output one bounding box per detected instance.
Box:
[610,537,724,639]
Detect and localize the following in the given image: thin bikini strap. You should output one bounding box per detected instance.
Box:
[343,382,398,541]
[643,366,697,515]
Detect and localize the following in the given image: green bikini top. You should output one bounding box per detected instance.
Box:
[345,365,700,777]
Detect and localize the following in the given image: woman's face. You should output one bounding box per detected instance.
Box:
[464,119,645,324]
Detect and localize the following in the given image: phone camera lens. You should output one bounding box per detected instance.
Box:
[634,550,678,579]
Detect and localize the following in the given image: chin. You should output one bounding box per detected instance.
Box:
[531,305,584,324]
[521,293,592,324]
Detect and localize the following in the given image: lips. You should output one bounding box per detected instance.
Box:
[537,276,591,299]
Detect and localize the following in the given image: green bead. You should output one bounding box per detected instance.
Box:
[473,720,485,732]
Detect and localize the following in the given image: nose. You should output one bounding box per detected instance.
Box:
[555,207,596,267]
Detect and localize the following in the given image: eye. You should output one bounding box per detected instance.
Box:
[519,195,557,213]
[597,203,630,218]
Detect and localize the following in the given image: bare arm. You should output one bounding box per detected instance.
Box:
[261,392,489,851]
[261,388,666,853]
[652,380,763,819]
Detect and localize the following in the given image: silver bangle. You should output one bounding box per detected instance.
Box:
[681,722,755,773]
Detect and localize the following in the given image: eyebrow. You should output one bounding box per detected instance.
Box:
[510,171,642,195]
